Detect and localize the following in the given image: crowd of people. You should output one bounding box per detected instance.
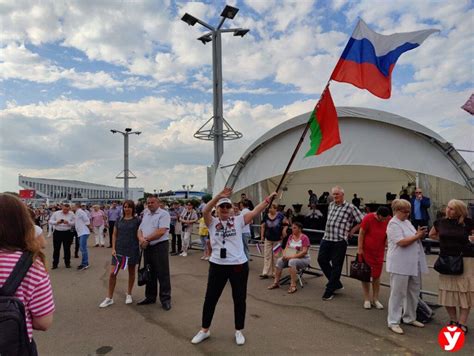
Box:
[0,184,472,352]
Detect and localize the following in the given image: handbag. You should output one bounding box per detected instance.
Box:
[350,254,372,282]
[434,254,463,275]
[137,250,152,286]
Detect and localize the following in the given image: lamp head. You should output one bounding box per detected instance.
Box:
[125,128,132,132]
[110,129,117,134]
[182,13,198,26]
[221,5,239,19]
[197,34,212,44]
[135,131,142,135]
[233,28,249,37]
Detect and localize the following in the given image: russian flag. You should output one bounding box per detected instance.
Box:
[331,19,439,99]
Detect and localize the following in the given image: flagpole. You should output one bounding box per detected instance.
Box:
[268,81,331,207]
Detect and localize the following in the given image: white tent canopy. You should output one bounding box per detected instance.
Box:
[214,107,473,214]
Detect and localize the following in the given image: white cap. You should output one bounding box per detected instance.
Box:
[216,198,232,207]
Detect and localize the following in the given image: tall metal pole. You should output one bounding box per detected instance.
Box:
[124,133,129,200]
[212,30,224,174]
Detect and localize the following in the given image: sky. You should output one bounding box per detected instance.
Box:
[0,0,473,194]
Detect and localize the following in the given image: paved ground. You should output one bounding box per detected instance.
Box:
[35,236,472,355]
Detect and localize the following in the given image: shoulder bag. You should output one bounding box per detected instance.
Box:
[137,249,152,286]
[350,254,371,282]
[434,254,463,275]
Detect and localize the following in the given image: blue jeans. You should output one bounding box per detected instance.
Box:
[242,232,251,260]
[79,234,89,266]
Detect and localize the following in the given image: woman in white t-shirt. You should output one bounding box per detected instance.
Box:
[191,187,277,346]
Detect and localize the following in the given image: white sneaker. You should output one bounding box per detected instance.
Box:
[200,256,206,260]
[191,330,210,344]
[99,297,114,308]
[181,252,188,257]
[373,300,384,310]
[363,300,371,309]
[235,330,245,345]
[125,294,133,304]
[204,256,209,261]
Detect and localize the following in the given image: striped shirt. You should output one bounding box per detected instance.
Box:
[323,201,364,242]
[0,250,55,340]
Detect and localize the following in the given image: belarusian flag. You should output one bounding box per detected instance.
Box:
[305,87,341,156]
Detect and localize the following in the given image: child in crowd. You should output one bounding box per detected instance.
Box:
[198,216,210,260]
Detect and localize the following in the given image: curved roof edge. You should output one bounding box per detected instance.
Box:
[221,107,473,193]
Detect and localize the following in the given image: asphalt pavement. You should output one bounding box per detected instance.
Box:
[34,236,472,355]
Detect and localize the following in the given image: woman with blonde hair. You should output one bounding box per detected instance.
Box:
[429,199,474,334]
[386,199,428,334]
[0,193,55,355]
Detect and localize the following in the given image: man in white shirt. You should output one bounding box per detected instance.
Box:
[137,196,172,310]
[49,203,75,269]
[240,200,252,259]
[72,202,91,270]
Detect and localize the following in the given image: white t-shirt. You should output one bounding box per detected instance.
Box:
[34,225,43,238]
[208,215,248,265]
[241,208,251,234]
[139,208,170,245]
[74,208,90,236]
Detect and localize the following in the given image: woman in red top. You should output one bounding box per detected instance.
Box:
[357,206,391,310]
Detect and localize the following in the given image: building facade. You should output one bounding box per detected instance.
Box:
[18,175,144,202]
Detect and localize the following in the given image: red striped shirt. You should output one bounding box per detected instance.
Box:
[0,250,55,340]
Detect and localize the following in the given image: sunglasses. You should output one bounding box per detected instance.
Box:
[219,204,232,209]
[415,192,422,194]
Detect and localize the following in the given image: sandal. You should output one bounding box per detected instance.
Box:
[267,283,280,290]
[288,285,297,294]
[457,323,468,334]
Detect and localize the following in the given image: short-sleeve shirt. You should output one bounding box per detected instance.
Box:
[263,212,286,241]
[323,201,364,242]
[286,233,311,258]
[386,217,428,276]
[0,250,55,341]
[360,213,390,258]
[139,208,170,245]
[207,215,248,265]
[434,217,474,257]
[75,208,90,236]
[241,208,251,234]
[90,210,106,227]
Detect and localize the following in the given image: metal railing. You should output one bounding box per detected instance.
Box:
[188,224,440,300]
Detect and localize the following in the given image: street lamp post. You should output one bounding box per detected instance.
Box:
[111,128,141,200]
[182,5,248,183]
[182,184,194,199]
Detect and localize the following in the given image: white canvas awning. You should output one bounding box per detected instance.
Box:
[214,107,473,206]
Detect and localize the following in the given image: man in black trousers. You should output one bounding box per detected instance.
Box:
[137,195,172,310]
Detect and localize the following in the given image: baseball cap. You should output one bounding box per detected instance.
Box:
[216,198,232,207]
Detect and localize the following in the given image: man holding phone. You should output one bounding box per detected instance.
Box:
[49,203,75,269]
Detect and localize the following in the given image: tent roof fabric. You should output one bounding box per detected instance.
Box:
[214,107,473,195]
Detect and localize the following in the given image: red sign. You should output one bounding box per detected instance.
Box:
[19,189,36,199]
[438,325,465,352]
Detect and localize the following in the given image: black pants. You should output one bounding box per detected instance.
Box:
[170,225,182,253]
[202,262,249,330]
[144,241,171,304]
[108,221,116,247]
[72,229,80,257]
[317,239,347,293]
[52,230,73,267]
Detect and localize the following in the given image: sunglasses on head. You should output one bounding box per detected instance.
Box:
[219,204,232,209]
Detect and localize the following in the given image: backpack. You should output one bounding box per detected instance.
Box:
[0,251,34,356]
